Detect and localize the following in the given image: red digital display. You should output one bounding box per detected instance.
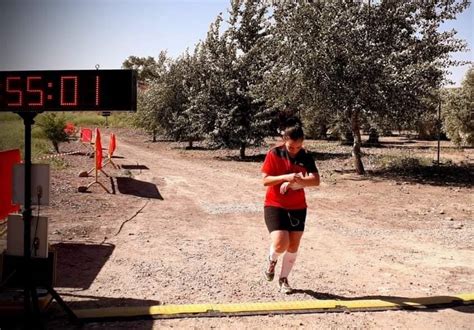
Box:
[27,76,44,106]
[60,76,78,106]
[0,70,137,112]
[6,77,22,106]
[95,75,100,106]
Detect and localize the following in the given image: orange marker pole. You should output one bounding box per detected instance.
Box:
[86,128,110,193]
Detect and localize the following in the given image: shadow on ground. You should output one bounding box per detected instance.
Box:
[0,242,156,329]
[217,151,351,163]
[217,154,267,162]
[361,140,432,148]
[115,177,163,199]
[49,294,160,329]
[120,164,149,170]
[368,163,473,188]
[309,151,351,161]
[291,289,473,314]
[0,296,157,330]
[53,242,115,290]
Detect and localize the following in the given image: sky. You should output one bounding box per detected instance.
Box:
[0,0,472,87]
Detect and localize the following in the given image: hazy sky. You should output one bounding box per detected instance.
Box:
[0,0,472,86]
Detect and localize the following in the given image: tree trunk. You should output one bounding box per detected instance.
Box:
[188,140,193,149]
[152,130,157,142]
[239,142,246,160]
[350,111,365,175]
[53,141,60,153]
[367,127,379,144]
[319,123,328,140]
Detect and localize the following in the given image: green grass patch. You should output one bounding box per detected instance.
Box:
[60,112,135,128]
[1,114,56,158]
[0,117,24,152]
[108,112,136,127]
[64,113,106,127]
[43,157,69,170]
[373,154,433,171]
[370,154,473,186]
[0,111,134,160]
[0,113,20,122]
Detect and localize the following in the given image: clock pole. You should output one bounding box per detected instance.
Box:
[17,111,42,326]
[16,111,79,327]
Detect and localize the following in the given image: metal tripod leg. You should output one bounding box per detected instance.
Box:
[46,286,80,324]
[103,158,118,169]
[87,167,110,177]
[30,285,44,328]
[86,180,110,193]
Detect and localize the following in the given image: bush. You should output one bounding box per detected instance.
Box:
[442,67,474,147]
[367,127,380,144]
[37,113,69,153]
[0,114,24,152]
[303,117,329,139]
[375,155,431,172]
[328,117,353,145]
[416,112,439,140]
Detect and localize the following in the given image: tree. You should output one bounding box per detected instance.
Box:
[122,55,160,83]
[173,15,232,149]
[164,51,205,147]
[270,1,470,174]
[257,3,338,139]
[129,51,171,141]
[443,66,474,146]
[202,0,272,159]
[134,87,161,142]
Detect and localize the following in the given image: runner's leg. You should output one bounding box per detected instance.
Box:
[280,231,303,278]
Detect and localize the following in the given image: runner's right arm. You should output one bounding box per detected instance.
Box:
[262,173,301,187]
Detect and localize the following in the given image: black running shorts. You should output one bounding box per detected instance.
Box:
[264,206,307,232]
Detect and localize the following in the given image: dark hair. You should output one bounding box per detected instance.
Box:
[282,117,304,141]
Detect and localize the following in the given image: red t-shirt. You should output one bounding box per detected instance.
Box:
[261,145,318,210]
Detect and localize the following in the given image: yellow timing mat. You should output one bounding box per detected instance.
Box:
[74,293,474,322]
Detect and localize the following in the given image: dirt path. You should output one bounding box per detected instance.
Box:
[46,135,473,329]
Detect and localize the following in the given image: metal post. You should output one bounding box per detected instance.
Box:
[18,112,41,325]
[95,147,99,181]
[23,114,32,319]
[437,99,441,166]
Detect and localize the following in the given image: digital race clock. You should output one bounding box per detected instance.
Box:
[0,70,137,112]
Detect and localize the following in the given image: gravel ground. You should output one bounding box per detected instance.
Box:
[1,129,472,329]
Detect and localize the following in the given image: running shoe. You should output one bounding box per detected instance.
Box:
[278,277,292,294]
[264,259,277,281]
